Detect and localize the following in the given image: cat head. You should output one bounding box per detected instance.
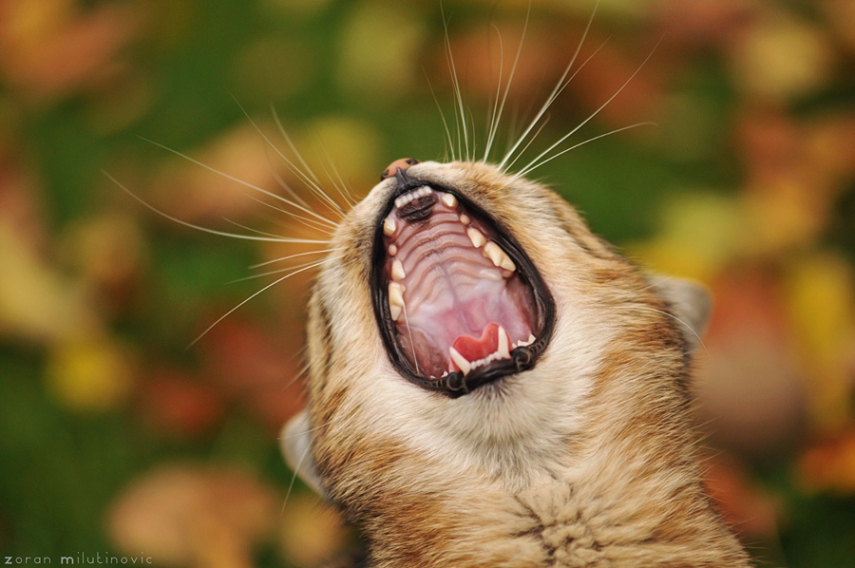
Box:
[282,158,709,496]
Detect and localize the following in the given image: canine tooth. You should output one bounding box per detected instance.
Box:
[441,193,457,208]
[388,282,405,305]
[391,259,406,281]
[466,227,486,248]
[459,214,470,225]
[388,282,405,321]
[497,326,510,358]
[517,333,536,347]
[388,244,397,256]
[483,242,513,272]
[449,347,471,375]
[483,242,516,272]
[383,218,396,236]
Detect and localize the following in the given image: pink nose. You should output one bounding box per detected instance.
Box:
[380,158,419,181]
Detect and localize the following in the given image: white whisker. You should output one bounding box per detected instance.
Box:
[228,258,333,283]
[402,304,420,376]
[484,4,530,163]
[512,37,663,177]
[499,0,600,171]
[282,441,312,510]
[104,172,331,245]
[226,183,338,235]
[250,248,345,270]
[515,122,656,178]
[270,104,324,190]
[625,305,709,357]
[188,256,338,347]
[226,97,346,219]
[425,72,455,162]
[441,5,470,162]
[136,136,340,229]
[316,140,358,208]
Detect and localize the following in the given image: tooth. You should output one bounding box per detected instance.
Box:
[497,326,510,358]
[388,244,397,256]
[459,214,470,225]
[466,227,486,248]
[388,282,405,321]
[518,333,536,347]
[383,218,396,236]
[484,242,516,272]
[441,193,457,208]
[449,347,471,375]
[391,259,406,281]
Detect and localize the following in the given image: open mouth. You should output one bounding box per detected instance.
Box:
[371,172,555,398]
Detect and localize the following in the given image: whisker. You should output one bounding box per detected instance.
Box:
[271,104,323,188]
[282,441,312,510]
[104,172,331,245]
[512,36,663,177]
[501,40,606,173]
[136,136,340,229]
[257,124,312,209]
[498,0,600,171]
[484,4,530,163]
[222,218,299,241]
[316,140,358,208]
[227,97,346,219]
[441,4,470,162]
[402,304,420,376]
[227,183,338,235]
[425,71,455,162]
[624,304,710,357]
[228,258,332,283]
[188,257,338,347]
[250,248,344,270]
[515,121,656,178]
[502,115,550,175]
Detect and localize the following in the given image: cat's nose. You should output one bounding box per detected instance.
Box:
[381,158,419,181]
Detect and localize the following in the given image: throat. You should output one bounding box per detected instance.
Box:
[353,471,748,568]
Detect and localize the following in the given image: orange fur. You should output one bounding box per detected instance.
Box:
[283,161,750,567]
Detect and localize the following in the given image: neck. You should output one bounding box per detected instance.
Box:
[324,341,750,567]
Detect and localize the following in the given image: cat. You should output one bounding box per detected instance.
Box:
[279,154,751,567]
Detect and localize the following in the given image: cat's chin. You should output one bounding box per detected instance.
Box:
[370,162,555,398]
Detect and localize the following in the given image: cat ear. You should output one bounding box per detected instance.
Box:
[280,410,325,496]
[649,276,712,354]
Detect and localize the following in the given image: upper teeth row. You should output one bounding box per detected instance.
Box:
[394,186,431,209]
[465,226,516,273]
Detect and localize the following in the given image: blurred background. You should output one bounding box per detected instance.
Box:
[1,0,854,566]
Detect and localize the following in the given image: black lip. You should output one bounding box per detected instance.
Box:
[370,172,556,399]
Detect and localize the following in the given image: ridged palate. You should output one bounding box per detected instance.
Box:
[381,185,535,377]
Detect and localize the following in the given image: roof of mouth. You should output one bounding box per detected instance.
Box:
[372,182,552,396]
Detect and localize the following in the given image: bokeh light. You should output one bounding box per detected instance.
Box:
[1,1,854,566]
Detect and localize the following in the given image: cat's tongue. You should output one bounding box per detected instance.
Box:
[449,323,510,375]
[452,323,498,365]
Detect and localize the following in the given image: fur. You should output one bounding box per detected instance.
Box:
[282,160,750,567]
